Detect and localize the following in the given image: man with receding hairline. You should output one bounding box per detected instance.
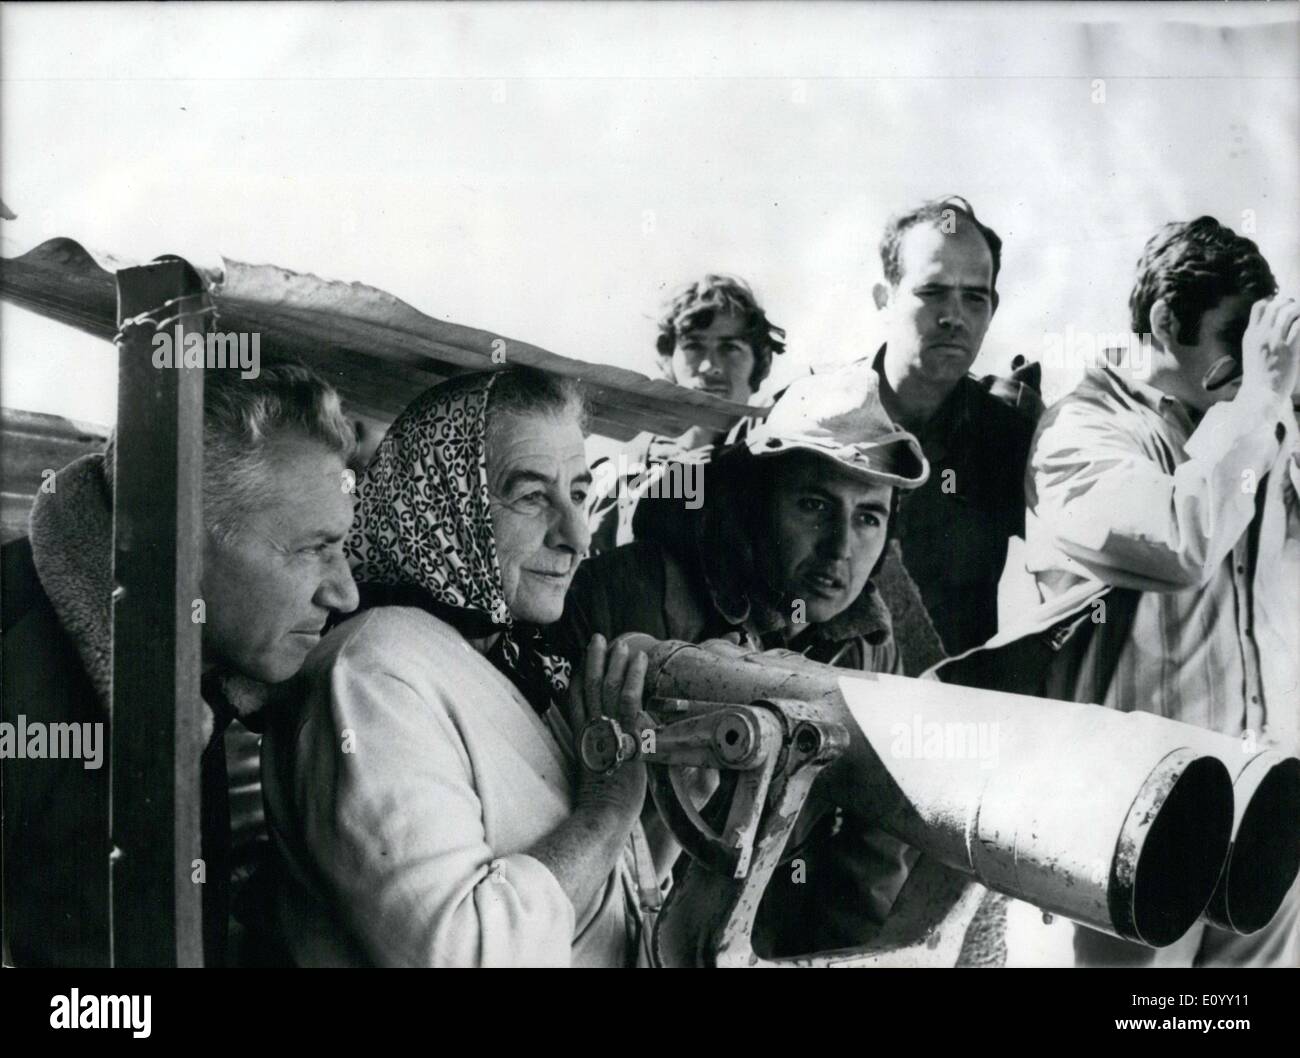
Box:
[865,196,1036,656]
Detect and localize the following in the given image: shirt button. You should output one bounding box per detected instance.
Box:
[1251,695,1260,705]
[1236,565,1246,575]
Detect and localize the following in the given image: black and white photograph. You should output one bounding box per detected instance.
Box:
[0,0,1296,1028]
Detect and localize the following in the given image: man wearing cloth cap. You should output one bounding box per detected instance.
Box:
[551,366,930,956]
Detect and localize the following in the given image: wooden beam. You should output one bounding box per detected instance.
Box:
[110,260,206,966]
[1,237,768,443]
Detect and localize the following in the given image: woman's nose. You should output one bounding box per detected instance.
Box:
[549,494,592,557]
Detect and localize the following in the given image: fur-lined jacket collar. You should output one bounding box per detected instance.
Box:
[27,451,271,732]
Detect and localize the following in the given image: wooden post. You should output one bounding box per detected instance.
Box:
[110,260,207,966]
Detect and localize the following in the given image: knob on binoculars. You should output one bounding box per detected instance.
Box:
[579,717,638,774]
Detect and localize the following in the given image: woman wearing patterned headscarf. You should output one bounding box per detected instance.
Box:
[261,367,664,967]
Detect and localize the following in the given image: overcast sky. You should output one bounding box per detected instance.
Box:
[2,1,1297,432]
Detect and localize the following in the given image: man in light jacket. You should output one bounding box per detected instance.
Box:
[1024,216,1300,966]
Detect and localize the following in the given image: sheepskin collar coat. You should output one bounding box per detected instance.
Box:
[1,451,262,966]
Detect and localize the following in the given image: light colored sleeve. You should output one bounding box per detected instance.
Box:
[291,649,577,967]
[1029,389,1287,592]
[1273,402,1300,505]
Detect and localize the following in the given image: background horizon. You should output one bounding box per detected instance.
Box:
[3,1,1297,442]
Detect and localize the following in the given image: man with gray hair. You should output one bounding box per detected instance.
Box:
[1,362,360,966]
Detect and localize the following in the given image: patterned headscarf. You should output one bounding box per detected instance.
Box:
[346,372,572,715]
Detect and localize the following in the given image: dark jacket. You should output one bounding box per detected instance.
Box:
[551,498,946,956]
[554,538,904,673]
[572,439,946,678]
[2,534,111,965]
[586,432,718,557]
[869,347,1037,656]
[1,452,260,966]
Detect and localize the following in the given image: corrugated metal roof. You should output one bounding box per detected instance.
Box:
[0,237,768,441]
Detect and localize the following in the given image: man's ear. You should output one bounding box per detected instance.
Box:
[872,282,891,312]
[1149,298,1179,350]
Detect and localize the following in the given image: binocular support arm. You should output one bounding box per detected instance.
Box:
[579,692,982,966]
[580,696,843,879]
